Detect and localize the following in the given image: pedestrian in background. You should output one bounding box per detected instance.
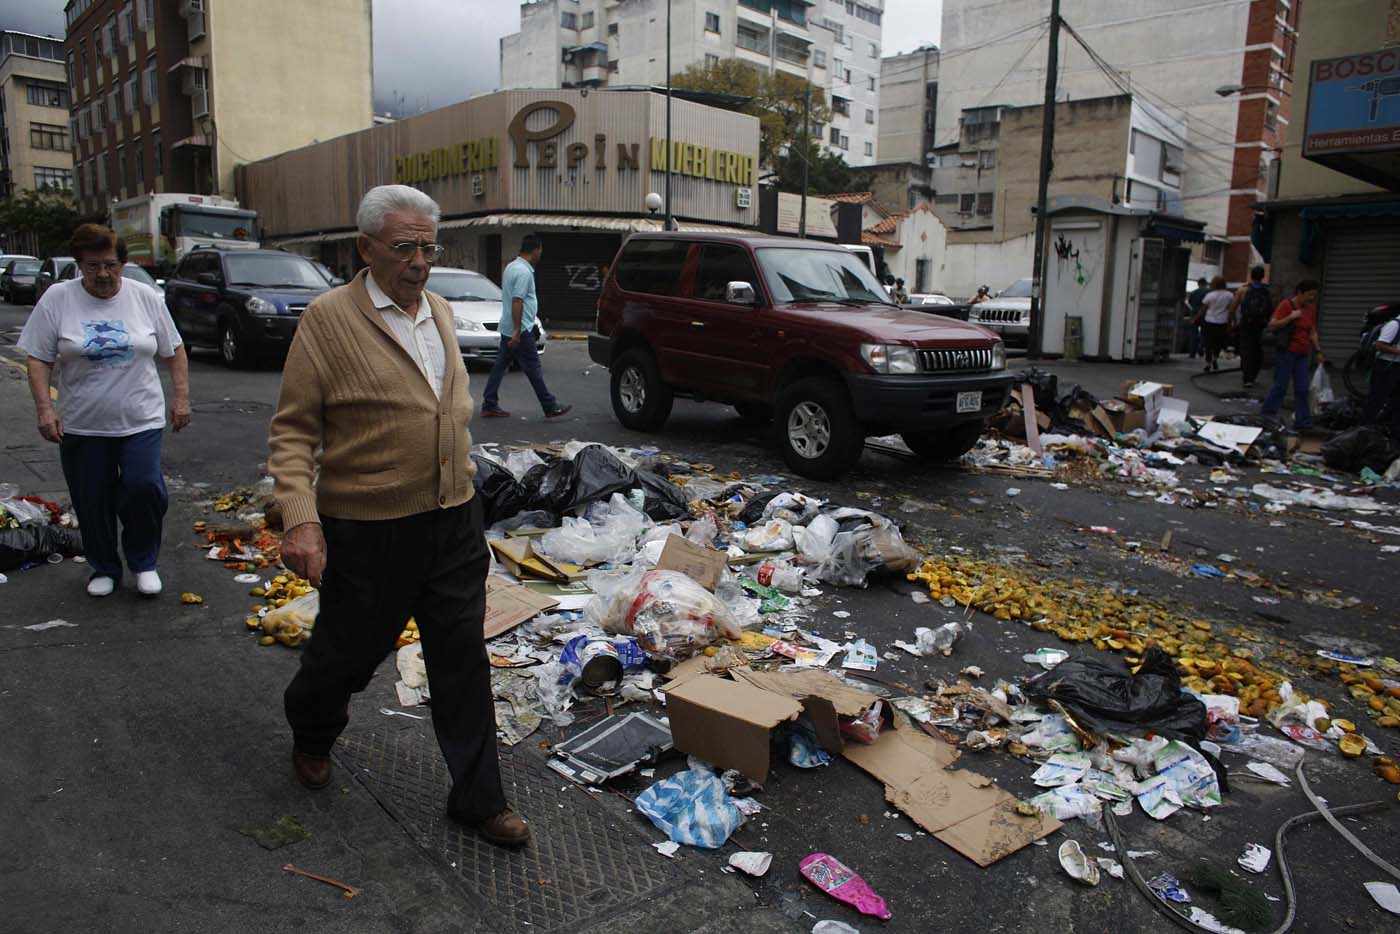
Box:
[1362,312,1400,440]
[17,223,190,598]
[1232,265,1274,388]
[893,278,909,303]
[1184,277,1209,358]
[1261,279,1325,429]
[268,184,529,848]
[479,234,572,420]
[1195,275,1234,372]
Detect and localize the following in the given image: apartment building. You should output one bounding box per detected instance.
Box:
[0,31,74,200]
[877,44,937,165]
[500,0,886,166]
[63,0,373,216]
[936,0,1300,284]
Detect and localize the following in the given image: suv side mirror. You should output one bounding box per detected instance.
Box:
[196,271,222,287]
[725,281,757,305]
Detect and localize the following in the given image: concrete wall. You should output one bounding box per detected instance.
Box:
[878,47,936,165]
[940,233,1035,301]
[208,0,373,199]
[500,0,566,90]
[881,204,947,291]
[0,53,73,195]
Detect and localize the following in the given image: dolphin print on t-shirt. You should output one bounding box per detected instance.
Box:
[81,319,133,365]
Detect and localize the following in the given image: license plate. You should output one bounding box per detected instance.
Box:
[956,391,983,414]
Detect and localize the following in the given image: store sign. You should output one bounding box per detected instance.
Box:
[394,137,499,184]
[648,138,756,186]
[1303,48,1400,156]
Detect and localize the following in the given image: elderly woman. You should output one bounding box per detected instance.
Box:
[1194,275,1235,373]
[18,224,190,597]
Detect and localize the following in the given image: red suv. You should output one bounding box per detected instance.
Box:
[589,233,1011,479]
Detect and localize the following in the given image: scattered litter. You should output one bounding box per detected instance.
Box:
[234,573,261,584]
[800,853,892,921]
[811,922,861,934]
[25,619,76,631]
[549,712,673,785]
[635,768,744,849]
[652,841,681,859]
[1237,843,1272,874]
[1023,648,1069,670]
[282,863,361,899]
[238,815,310,850]
[1148,872,1191,904]
[1244,762,1291,785]
[728,851,773,876]
[1097,857,1125,880]
[1365,882,1400,915]
[1058,840,1101,886]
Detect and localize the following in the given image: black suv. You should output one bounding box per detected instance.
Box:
[165,248,332,367]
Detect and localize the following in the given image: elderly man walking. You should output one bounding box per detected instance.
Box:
[268,184,528,847]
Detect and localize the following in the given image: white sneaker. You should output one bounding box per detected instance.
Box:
[135,570,162,595]
[86,575,116,598]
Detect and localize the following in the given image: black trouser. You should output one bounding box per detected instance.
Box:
[1239,321,1267,384]
[284,495,506,821]
[1362,360,1400,440]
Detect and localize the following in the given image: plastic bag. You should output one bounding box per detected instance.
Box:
[1321,426,1400,475]
[0,525,84,571]
[260,591,320,647]
[742,519,795,552]
[838,701,884,746]
[794,513,840,563]
[1025,648,1207,740]
[594,569,742,657]
[471,453,528,526]
[763,492,823,525]
[635,768,744,849]
[0,496,50,527]
[539,494,651,565]
[566,445,638,511]
[503,448,546,480]
[814,524,919,587]
[1316,397,1361,430]
[1310,365,1335,405]
[686,514,718,546]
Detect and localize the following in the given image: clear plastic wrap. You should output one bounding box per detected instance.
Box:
[592,568,742,657]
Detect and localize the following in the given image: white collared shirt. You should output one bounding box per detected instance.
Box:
[365,273,446,399]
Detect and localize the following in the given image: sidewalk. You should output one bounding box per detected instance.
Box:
[1010,352,1262,418]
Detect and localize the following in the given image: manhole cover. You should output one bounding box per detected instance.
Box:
[192,400,272,415]
[337,728,679,933]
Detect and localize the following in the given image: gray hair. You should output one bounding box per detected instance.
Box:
[356,184,441,236]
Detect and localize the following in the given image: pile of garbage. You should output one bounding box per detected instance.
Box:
[0,483,82,575]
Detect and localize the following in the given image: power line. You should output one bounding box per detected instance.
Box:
[978,24,1050,107]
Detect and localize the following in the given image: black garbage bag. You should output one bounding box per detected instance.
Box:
[738,491,782,525]
[567,445,638,511]
[1322,426,1400,475]
[524,460,578,514]
[490,509,558,534]
[471,454,528,527]
[1011,367,1058,410]
[633,469,691,521]
[1024,647,1207,741]
[0,525,84,571]
[1316,398,1361,431]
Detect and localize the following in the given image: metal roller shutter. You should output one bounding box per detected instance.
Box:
[532,233,624,328]
[1319,223,1400,362]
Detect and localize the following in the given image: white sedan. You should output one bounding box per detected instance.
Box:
[426,267,548,366]
[907,292,955,306]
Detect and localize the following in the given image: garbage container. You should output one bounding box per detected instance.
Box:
[1064,316,1083,360]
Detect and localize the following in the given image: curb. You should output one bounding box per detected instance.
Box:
[549,331,591,341]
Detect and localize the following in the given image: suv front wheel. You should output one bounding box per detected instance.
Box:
[610,347,673,430]
[774,378,864,480]
[219,316,254,369]
[902,419,986,462]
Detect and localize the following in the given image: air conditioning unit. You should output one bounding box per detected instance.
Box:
[181,67,206,95]
[192,88,209,118]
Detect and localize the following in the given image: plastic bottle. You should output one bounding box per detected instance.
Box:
[918,621,966,657]
[799,853,892,920]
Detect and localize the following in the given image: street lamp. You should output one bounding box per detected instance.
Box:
[1215,83,1291,97]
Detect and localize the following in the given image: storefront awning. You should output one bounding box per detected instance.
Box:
[1296,199,1400,263]
[1144,215,1206,243]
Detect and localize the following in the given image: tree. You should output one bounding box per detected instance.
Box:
[0,186,80,257]
[774,138,871,196]
[671,60,831,167]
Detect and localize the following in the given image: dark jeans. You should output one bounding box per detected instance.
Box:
[284,496,506,821]
[1239,321,1267,384]
[58,427,167,580]
[1362,361,1400,439]
[481,330,558,413]
[1261,350,1313,428]
[1202,322,1229,364]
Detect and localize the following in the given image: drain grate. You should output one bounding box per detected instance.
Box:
[337,727,679,933]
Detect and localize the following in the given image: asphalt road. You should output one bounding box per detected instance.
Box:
[2,298,1398,934]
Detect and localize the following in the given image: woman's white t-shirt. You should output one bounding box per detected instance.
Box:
[17,277,182,437]
[1200,289,1234,325]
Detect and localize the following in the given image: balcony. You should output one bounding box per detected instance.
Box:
[775,32,810,65]
[736,26,769,55]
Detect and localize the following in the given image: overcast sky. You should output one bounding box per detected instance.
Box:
[1,0,942,116]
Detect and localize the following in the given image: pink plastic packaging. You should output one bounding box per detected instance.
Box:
[799,852,892,921]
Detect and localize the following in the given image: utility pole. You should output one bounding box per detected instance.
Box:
[664,0,674,231]
[799,85,811,238]
[1028,0,1061,360]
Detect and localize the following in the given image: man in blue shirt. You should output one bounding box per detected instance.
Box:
[480,234,572,419]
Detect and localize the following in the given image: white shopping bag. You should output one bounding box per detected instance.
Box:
[1310,365,1334,405]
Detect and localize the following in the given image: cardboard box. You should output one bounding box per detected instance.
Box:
[483,576,560,639]
[489,538,573,583]
[662,673,805,783]
[1095,399,1144,435]
[656,535,728,592]
[730,668,887,756]
[1119,380,1175,409]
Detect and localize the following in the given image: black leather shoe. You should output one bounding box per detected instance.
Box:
[292,750,332,790]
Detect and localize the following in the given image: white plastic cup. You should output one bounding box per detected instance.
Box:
[728,851,773,877]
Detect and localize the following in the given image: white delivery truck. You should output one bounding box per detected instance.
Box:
[110,193,260,274]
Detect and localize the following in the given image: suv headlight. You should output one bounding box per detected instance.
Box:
[860,343,920,374]
[991,342,1006,370]
[454,315,483,332]
[246,296,279,316]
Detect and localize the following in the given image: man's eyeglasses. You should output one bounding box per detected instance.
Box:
[371,236,444,262]
[81,261,122,273]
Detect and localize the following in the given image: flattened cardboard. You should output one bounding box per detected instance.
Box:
[1020,383,1044,454]
[843,718,1060,867]
[656,535,728,591]
[489,537,570,583]
[484,576,560,639]
[1197,421,1263,454]
[662,673,803,782]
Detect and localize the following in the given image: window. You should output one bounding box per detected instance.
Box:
[693,245,759,303]
[79,42,88,88]
[705,11,720,32]
[152,129,162,176]
[608,22,618,35]
[104,16,117,56]
[34,166,74,191]
[560,11,577,29]
[840,133,849,150]
[1264,100,1278,132]
[614,240,690,296]
[66,52,76,88]
[119,1,134,44]
[145,57,158,104]
[1163,142,1183,182]
[843,68,851,83]
[78,107,90,139]
[829,126,840,144]
[813,49,826,68]
[705,53,720,68]
[869,42,878,58]
[91,99,104,133]
[864,141,873,157]
[914,258,930,293]
[737,24,766,54]
[865,107,874,124]
[96,153,107,192]
[69,114,79,144]
[775,32,809,64]
[26,81,70,109]
[30,123,69,150]
[854,3,881,25]
[117,147,126,192]
[133,136,143,184]
[1202,241,1224,264]
[107,86,121,122]
[581,11,594,28]
[976,192,994,216]
[832,96,849,116]
[959,193,975,213]
[868,75,876,92]
[125,73,139,112]
[978,149,995,169]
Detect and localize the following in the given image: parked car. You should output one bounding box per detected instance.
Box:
[121,263,159,288]
[965,278,1034,346]
[164,247,332,367]
[1,257,43,304]
[426,266,548,367]
[33,256,76,304]
[590,233,1010,480]
[907,292,955,307]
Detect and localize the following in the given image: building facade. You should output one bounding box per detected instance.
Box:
[936,0,1299,284]
[1258,0,1400,361]
[63,0,373,216]
[877,45,937,165]
[0,31,74,200]
[237,88,761,325]
[499,0,885,166]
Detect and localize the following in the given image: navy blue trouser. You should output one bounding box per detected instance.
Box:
[58,427,168,580]
[1261,350,1313,428]
[481,330,558,413]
